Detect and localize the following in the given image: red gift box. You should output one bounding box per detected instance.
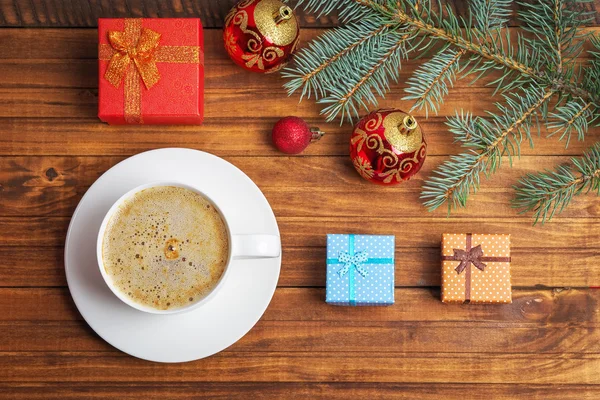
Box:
[98,18,204,125]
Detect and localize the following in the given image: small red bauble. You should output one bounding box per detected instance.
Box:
[350,109,427,185]
[272,116,324,154]
[224,0,300,73]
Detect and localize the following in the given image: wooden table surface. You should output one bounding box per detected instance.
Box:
[2,1,600,399]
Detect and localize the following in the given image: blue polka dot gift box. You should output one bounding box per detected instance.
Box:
[326,234,395,306]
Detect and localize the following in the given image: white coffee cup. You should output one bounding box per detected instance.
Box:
[96,181,281,315]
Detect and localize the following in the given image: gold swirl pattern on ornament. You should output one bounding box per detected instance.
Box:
[230,6,285,70]
[247,37,262,52]
[398,142,427,173]
[381,154,397,169]
[364,112,383,132]
[238,0,256,9]
[254,0,298,46]
[383,111,422,153]
[225,6,237,26]
[263,46,284,61]
[419,143,427,158]
[351,126,400,167]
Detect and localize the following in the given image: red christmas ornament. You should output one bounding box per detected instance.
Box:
[223,0,300,73]
[272,116,324,154]
[350,109,427,185]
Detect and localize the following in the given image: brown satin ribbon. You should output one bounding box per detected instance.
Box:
[441,233,511,302]
[98,19,204,124]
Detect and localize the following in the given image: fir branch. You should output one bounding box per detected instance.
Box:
[282,20,395,100]
[403,49,466,117]
[300,24,389,84]
[286,0,600,221]
[317,31,414,122]
[291,0,385,23]
[422,87,554,211]
[583,34,600,102]
[547,100,595,147]
[391,5,541,79]
[387,3,598,102]
[513,143,600,224]
[470,0,512,32]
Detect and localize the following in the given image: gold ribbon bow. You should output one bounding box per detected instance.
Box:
[99,19,203,124]
[452,245,486,274]
[105,26,161,89]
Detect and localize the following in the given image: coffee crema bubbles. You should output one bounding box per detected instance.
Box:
[102,186,229,310]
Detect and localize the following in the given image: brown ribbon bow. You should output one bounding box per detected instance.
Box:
[442,233,511,302]
[99,19,203,124]
[452,244,486,274]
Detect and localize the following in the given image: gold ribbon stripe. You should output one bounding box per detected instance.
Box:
[99,44,203,64]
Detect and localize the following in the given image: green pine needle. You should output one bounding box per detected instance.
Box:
[547,100,595,148]
[513,143,600,224]
[286,0,600,222]
[421,86,554,212]
[403,48,466,117]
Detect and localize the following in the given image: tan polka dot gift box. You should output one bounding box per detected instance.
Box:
[441,233,512,304]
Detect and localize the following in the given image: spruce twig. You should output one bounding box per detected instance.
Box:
[513,143,600,223]
[422,87,555,211]
[286,0,600,223]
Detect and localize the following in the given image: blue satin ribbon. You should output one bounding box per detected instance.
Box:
[326,234,393,306]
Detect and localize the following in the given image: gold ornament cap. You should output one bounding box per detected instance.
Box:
[254,0,299,46]
[382,111,422,153]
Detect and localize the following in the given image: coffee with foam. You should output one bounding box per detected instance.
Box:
[101,186,229,310]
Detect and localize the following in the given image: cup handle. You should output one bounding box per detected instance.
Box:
[232,234,281,259]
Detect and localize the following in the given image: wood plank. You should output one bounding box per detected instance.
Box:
[1,351,600,384]
[0,0,598,27]
[3,246,600,288]
[1,288,599,353]
[2,118,597,156]
[0,85,597,130]
[0,87,510,119]
[279,247,600,288]
[1,28,599,60]
[0,247,65,287]
[3,287,597,323]
[0,58,533,89]
[2,156,600,219]
[6,318,600,354]
[0,215,596,291]
[0,0,339,28]
[3,382,599,400]
[2,216,599,250]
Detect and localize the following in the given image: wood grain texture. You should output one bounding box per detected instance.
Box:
[0,0,339,27]
[2,352,600,384]
[3,246,600,287]
[3,383,600,400]
[1,288,599,355]
[4,156,600,219]
[2,215,600,249]
[0,0,599,27]
[2,16,600,399]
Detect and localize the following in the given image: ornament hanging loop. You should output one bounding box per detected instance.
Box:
[310,127,325,142]
[273,5,293,24]
[398,115,418,135]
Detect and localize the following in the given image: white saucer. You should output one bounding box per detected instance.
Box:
[65,148,281,363]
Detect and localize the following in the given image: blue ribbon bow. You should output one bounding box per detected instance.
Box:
[337,250,369,277]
